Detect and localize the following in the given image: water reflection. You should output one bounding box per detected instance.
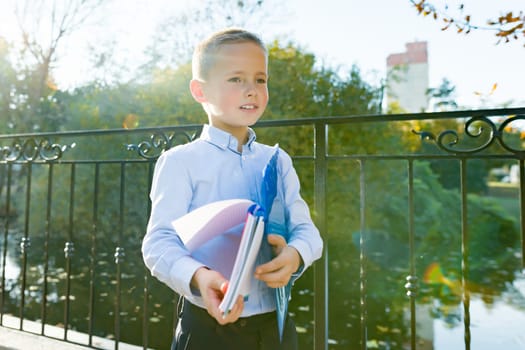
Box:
[434,273,525,349]
[1,233,524,349]
[1,253,20,280]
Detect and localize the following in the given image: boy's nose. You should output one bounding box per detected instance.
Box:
[245,83,257,97]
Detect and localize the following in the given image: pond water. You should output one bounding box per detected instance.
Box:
[434,272,525,349]
[2,253,20,280]
[2,246,525,349]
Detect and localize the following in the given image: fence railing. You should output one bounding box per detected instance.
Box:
[1,107,524,350]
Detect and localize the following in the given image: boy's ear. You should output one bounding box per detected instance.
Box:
[189,79,206,103]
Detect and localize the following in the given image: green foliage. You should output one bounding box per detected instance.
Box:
[0,38,17,134]
[265,41,381,120]
[0,37,65,133]
[411,118,497,193]
[323,158,520,347]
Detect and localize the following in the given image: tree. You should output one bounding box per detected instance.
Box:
[4,0,106,132]
[410,1,525,46]
[0,37,17,134]
[426,78,458,111]
[143,0,286,75]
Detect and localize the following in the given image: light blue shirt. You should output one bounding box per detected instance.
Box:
[142,124,323,316]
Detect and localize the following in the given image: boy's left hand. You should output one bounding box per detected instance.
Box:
[254,234,301,288]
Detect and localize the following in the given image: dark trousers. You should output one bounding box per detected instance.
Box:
[171,299,298,350]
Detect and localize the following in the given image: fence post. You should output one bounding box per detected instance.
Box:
[313,122,328,350]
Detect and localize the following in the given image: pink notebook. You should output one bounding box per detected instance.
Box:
[171,199,255,252]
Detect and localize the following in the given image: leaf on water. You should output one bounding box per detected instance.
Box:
[295,326,307,333]
[297,305,310,312]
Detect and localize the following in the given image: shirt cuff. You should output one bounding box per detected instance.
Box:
[288,239,312,279]
[170,255,207,297]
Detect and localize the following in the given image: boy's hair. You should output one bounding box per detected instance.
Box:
[192,28,267,81]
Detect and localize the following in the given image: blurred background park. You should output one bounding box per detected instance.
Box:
[1,0,524,133]
[0,1,525,349]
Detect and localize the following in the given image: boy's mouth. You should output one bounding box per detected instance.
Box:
[240,104,257,110]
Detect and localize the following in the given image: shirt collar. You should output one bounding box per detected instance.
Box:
[200,124,256,152]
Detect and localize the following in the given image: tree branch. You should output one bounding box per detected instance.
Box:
[410,0,525,46]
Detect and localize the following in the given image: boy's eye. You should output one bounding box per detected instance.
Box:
[256,78,267,84]
[228,77,241,83]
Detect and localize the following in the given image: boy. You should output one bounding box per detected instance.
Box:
[142,28,323,350]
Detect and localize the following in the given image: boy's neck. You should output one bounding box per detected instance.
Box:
[231,129,248,153]
[210,123,249,152]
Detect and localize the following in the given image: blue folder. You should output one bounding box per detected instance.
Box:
[260,145,291,342]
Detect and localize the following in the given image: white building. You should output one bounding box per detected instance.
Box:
[386,41,429,113]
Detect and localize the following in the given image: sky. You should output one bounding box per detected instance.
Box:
[280,0,525,109]
[1,0,524,109]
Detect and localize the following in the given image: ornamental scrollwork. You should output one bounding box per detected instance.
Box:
[413,114,525,156]
[126,130,199,159]
[0,137,66,162]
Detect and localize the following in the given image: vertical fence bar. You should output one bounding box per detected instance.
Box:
[88,163,100,347]
[114,162,126,350]
[172,293,178,342]
[0,163,13,325]
[313,122,328,350]
[405,159,418,350]
[19,162,33,330]
[41,163,54,334]
[358,159,367,350]
[514,159,524,350]
[460,159,471,350]
[142,161,154,350]
[64,163,76,340]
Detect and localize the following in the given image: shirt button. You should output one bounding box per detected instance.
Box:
[240,319,247,327]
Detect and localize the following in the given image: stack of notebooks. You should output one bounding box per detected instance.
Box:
[171,145,291,341]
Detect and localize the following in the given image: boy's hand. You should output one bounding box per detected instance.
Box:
[254,234,302,288]
[191,267,244,325]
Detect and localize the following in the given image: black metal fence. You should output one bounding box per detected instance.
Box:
[1,107,524,350]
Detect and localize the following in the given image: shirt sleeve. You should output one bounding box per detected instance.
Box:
[278,150,323,275]
[141,149,206,297]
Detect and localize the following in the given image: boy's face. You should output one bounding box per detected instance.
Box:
[196,42,268,136]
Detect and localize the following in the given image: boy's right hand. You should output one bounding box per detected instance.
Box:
[191,267,244,325]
